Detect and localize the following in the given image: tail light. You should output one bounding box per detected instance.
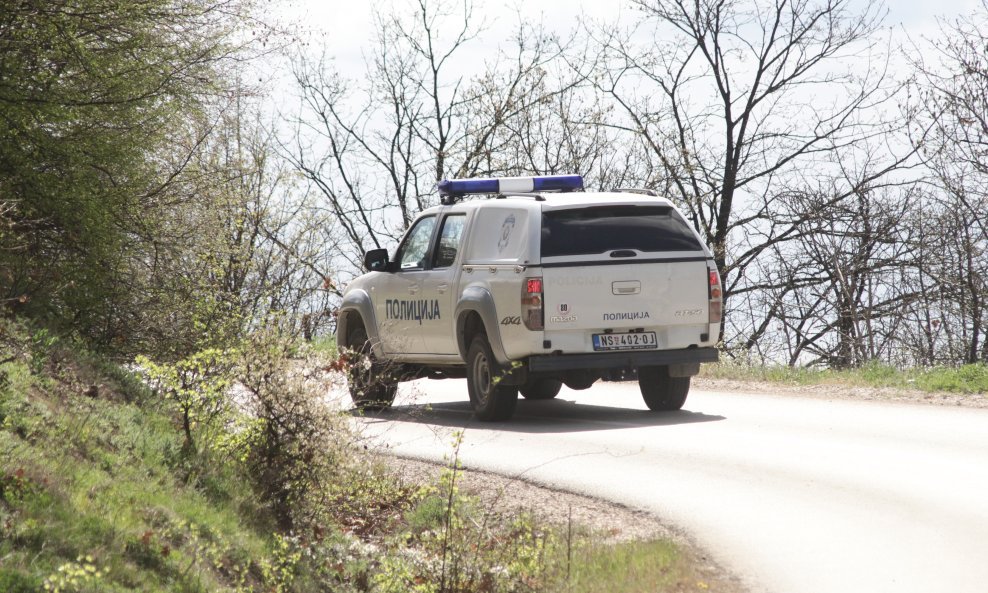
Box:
[522,276,544,330]
[708,268,722,324]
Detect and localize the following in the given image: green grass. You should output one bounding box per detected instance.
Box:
[0,357,275,592]
[913,363,988,393]
[701,360,988,394]
[309,335,338,357]
[557,539,685,593]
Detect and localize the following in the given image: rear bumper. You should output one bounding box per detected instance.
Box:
[528,346,719,373]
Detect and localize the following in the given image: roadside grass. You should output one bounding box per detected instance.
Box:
[0,318,717,593]
[377,468,708,593]
[555,539,688,593]
[309,334,338,357]
[701,360,988,395]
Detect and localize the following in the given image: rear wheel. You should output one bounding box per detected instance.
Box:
[466,335,518,421]
[520,378,562,400]
[638,366,690,411]
[346,324,397,411]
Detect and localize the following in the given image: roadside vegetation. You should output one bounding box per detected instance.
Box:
[0,317,719,593]
[702,360,988,396]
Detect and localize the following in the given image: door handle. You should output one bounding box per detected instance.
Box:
[408,283,420,295]
[437,283,449,294]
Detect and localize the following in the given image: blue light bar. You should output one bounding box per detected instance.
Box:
[438,174,583,198]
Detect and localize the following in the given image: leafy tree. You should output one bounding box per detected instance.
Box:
[0,0,258,350]
[122,103,336,357]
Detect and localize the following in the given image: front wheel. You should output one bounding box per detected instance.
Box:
[638,366,690,411]
[346,324,397,411]
[466,335,518,421]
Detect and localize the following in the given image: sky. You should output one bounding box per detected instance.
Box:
[263,0,985,164]
[273,0,984,77]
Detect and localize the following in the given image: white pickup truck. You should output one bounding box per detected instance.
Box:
[337,175,721,421]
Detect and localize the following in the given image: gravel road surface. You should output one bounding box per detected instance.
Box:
[352,379,988,593]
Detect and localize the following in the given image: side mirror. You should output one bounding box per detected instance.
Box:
[363,248,391,272]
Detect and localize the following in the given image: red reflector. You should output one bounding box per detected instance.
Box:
[527,278,543,293]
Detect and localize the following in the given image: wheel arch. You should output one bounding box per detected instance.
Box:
[455,286,509,365]
[336,289,383,356]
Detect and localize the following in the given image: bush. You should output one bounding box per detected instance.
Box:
[136,349,236,456]
[236,330,350,531]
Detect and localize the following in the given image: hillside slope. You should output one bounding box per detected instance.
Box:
[1,318,724,593]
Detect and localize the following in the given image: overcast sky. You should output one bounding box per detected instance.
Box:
[274,0,983,76]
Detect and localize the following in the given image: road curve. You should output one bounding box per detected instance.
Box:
[352,379,988,593]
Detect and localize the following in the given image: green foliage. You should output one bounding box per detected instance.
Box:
[136,349,236,455]
[42,556,108,593]
[136,328,352,532]
[364,435,558,593]
[0,325,284,593]
[0,569,41,593]
[3,317,710,593]
[405,484,467,535]
[235,330,349,531]
[310,335,339,356]
[0,0,283,358]
[257,534,303,593]
[29,329,58,375]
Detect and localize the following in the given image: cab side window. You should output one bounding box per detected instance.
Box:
[396,216,436,270]
[434,214,466,268]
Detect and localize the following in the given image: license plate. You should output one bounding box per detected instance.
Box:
[592,331,657,351]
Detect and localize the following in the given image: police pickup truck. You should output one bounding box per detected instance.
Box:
[337,174,721,421]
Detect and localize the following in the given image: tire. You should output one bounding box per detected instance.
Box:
[520,378,562,400]
[346,324,397,411]
[466,335,518,421]
[638,366,690,411]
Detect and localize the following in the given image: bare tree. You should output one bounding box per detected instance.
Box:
[590,0,908,342]
[779,186,917,367]
[282,0,596,283]
[912,0,988,364]
[895,195,987,366]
